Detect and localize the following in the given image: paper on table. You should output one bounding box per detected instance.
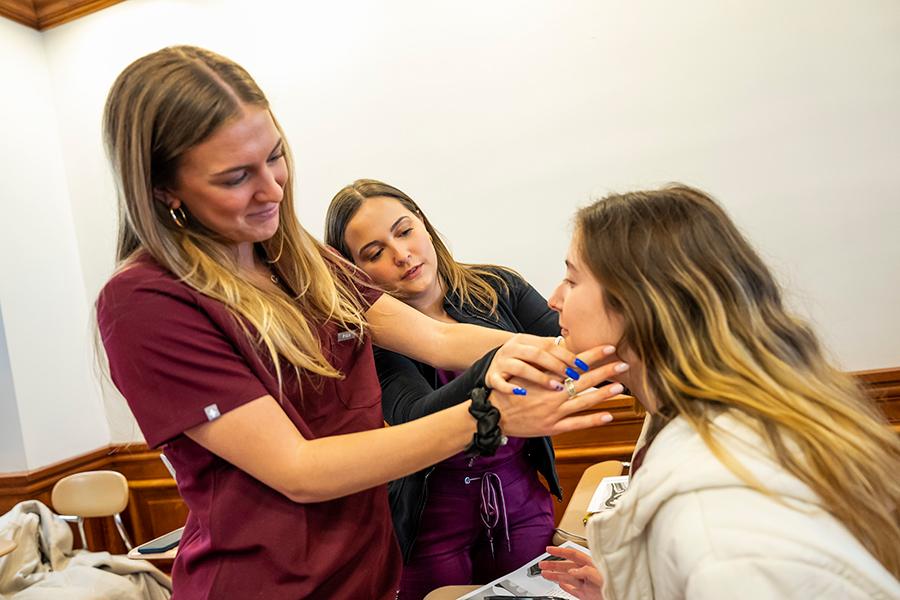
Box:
[457,540,590,599]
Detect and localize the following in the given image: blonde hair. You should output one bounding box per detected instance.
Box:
[325,179,514,315]
[102,46,367,386]
[576,184,900,577]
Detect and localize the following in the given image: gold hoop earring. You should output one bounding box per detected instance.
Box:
[169,207,187,229]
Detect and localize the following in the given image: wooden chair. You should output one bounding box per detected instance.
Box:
[553,460,624,545]
[51,470,133,551]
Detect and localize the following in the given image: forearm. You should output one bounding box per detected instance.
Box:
[186,394,477,505]
[430,322,510,370]
[378,347,498,424]
[366,294,511,369]
[290,403,474,502]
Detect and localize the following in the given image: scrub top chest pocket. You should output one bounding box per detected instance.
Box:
[332,330,382,410]
[297,325,384,437]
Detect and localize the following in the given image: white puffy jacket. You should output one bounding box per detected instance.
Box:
[587,411,900,599]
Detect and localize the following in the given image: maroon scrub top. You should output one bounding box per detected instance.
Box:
[97,255,401,599]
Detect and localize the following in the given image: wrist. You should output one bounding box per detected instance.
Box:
[465,386,507,456]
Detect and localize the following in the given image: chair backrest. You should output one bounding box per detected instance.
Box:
[51,470,129,518]
[553,460,624,545]
[423,585,480,600]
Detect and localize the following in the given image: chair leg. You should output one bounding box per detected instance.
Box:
[76,517,88,550]
[113,513,133,550]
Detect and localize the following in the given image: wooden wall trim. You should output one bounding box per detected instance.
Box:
[0,367,897,546]
[551,366,900,464]
[545,365,900,521]
[858,366,900,424]
[34,0,125,30]
[0,0,124,31]
[0,0,37,29]
[1,445,117,493]
[857,366,900,399]
[0,442,185,561]
[555,444,637,462]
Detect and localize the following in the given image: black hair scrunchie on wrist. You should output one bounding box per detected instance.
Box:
[465,386,508,457]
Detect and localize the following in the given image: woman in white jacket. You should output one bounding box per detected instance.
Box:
[539,185,900,599]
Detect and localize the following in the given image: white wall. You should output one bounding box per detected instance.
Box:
[0,17,110,470]
[2,0,898,462]
[0,305,27,472]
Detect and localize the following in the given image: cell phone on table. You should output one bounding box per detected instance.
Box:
[137,526,183,554]
[527,554,566,576]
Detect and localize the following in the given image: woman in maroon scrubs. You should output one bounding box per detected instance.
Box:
[96,46,625,599]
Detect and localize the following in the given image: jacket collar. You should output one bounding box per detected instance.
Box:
[587,410,823,599]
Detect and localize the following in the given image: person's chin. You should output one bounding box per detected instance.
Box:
[256,229,279,243]
[567,342,589,354]
[404,270,434,290]
[397,281,426,297]
[567,336,599,356]
[383,278,412,298]
[560,329,583,353]
[391,279,428,301]
[244,218,278,241]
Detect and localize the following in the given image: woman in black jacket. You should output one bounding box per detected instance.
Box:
[326,179,571,599]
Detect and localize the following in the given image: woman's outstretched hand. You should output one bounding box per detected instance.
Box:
[489,349,626,437]
[484,335,617,395]
[539,545,605,600]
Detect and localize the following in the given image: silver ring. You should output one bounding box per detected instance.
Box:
[554,335,564,346]
[564,377,577,399]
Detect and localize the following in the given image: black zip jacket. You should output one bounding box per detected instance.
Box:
[373,267,562,563]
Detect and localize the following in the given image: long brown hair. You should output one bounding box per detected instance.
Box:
[576,184,900,577]
[325,179,514,315]
[102,46,367,385]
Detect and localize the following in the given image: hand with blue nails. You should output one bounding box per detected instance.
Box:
[484,333,617,396]
[488,352,627,437]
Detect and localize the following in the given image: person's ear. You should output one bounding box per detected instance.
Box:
[153,187,179,210]
[155,187,189,229]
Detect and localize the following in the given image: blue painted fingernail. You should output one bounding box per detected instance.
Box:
[565,367,580,380]
[513,387,527,396]
[574,358,589,372]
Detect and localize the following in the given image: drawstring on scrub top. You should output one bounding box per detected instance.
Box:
[464,471,510,558]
